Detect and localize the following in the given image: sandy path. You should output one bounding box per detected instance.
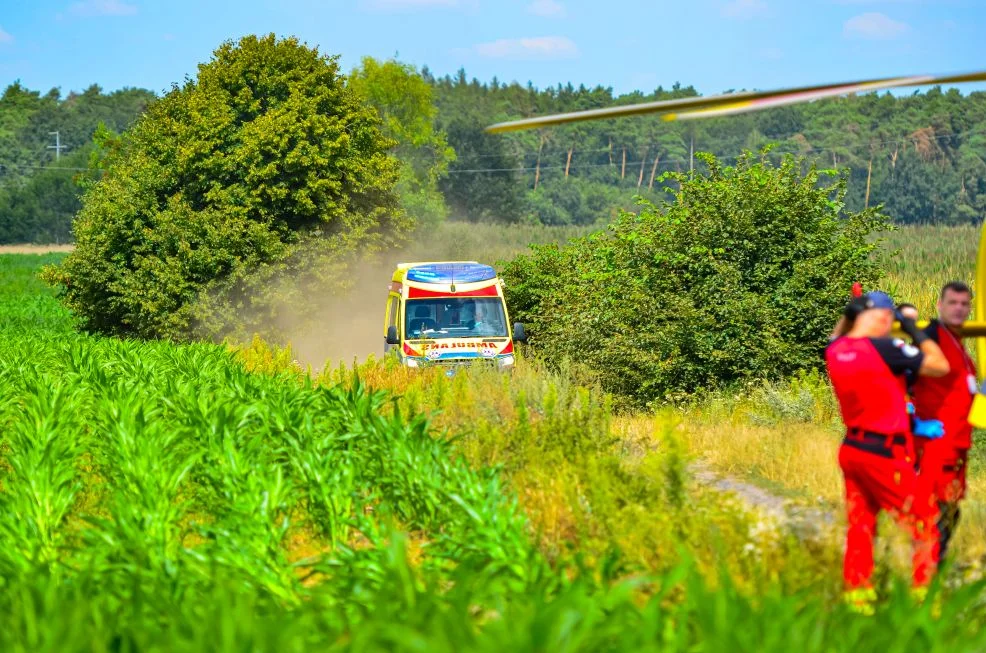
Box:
[690,462,838,543]
[0,244,75,254]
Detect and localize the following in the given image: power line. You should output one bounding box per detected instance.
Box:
[1,125,983,177]
[0,163,90,172]
[446,126,986,175]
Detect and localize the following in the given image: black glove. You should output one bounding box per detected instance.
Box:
[897,314,929,345]
[844,297,867,321]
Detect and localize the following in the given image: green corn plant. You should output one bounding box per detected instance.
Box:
[0,373,85,577]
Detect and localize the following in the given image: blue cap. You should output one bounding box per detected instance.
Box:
[863,290,895,310]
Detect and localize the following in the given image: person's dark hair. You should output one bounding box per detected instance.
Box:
[896,302,917,311]
[940,281,972,300]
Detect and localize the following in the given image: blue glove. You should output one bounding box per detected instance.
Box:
[913,417,944,439]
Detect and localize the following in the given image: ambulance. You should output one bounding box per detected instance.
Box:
[383,261,526,373]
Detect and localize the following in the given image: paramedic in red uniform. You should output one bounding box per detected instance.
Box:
[826,291,949,609]
[911,281,975,561]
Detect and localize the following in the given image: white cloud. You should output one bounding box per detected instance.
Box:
[527,0,565,17]
[0,26,12,44]
[69,0,137,16]
[358,0,461,10]
[843,12,910,39]
[474,36,578,59]
[721,0,766,19]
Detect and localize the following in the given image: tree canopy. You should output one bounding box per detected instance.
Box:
[42,34,406,341]
[349,57,455,229]
[0,83,154,242]
[429,73,986,226]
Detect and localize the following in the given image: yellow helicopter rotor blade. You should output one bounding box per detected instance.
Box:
[485,71,986,133]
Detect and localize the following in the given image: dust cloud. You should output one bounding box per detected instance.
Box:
[273,257,397,371]
[268,240,491,372]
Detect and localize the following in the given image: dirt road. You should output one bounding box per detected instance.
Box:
[0,244,74,254]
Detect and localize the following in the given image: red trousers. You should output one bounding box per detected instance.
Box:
[915,438,969,560]
[839,439,939,589]
[915,438,969,504]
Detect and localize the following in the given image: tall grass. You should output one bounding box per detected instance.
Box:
[880,224,979,314]
[300,351,831,591]
[400,220,592,266]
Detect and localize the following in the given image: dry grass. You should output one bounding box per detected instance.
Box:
[680,418,844,504]
[0,244,75,254]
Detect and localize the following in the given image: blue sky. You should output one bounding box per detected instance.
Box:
[0,0,983,98]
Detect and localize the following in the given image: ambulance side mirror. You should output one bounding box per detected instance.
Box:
[512,322,527,343]
[386,325,400,345]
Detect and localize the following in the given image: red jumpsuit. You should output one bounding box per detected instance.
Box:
[912,320,976,558]
[826,336,939,589]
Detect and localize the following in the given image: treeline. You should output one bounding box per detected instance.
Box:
[0,83,154,242]
[429,69,986,225]
[3,64,986,242]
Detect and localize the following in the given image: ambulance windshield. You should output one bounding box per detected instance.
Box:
[405,298,508,340]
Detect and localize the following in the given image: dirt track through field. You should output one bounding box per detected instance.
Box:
[0,244,75,254]
[691,462,838,544]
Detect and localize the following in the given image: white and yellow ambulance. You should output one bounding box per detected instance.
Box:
[383,261,526,372]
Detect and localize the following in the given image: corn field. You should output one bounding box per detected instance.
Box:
[4,233,986,649]
[880,224,980,314]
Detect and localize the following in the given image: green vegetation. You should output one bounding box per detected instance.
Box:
[6,59,986,244]
[431,74,986,226]
[0,84,154,243]
[4,251,986,649]
[42,35,407,341]
[501,151,888,407]
[3,31,986,645]
[350,57,456,229]
[881,223,981,314]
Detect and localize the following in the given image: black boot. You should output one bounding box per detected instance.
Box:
[937,501,961,561]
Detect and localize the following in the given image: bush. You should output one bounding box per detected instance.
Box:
[42,34,406,340]
[502,150,890,408]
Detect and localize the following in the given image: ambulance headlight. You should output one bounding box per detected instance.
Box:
[405,358,419,368]
[497,355,515,369]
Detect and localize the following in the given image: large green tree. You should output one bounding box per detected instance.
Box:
[349,57,455,229]
[44,34,405,340]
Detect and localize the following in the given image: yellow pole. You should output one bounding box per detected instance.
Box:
[977,222,986,379]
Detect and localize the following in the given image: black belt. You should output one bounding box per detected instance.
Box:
[843,428,908,459]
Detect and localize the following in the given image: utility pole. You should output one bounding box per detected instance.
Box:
[689,132,694,174]
[48,131,65,161]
